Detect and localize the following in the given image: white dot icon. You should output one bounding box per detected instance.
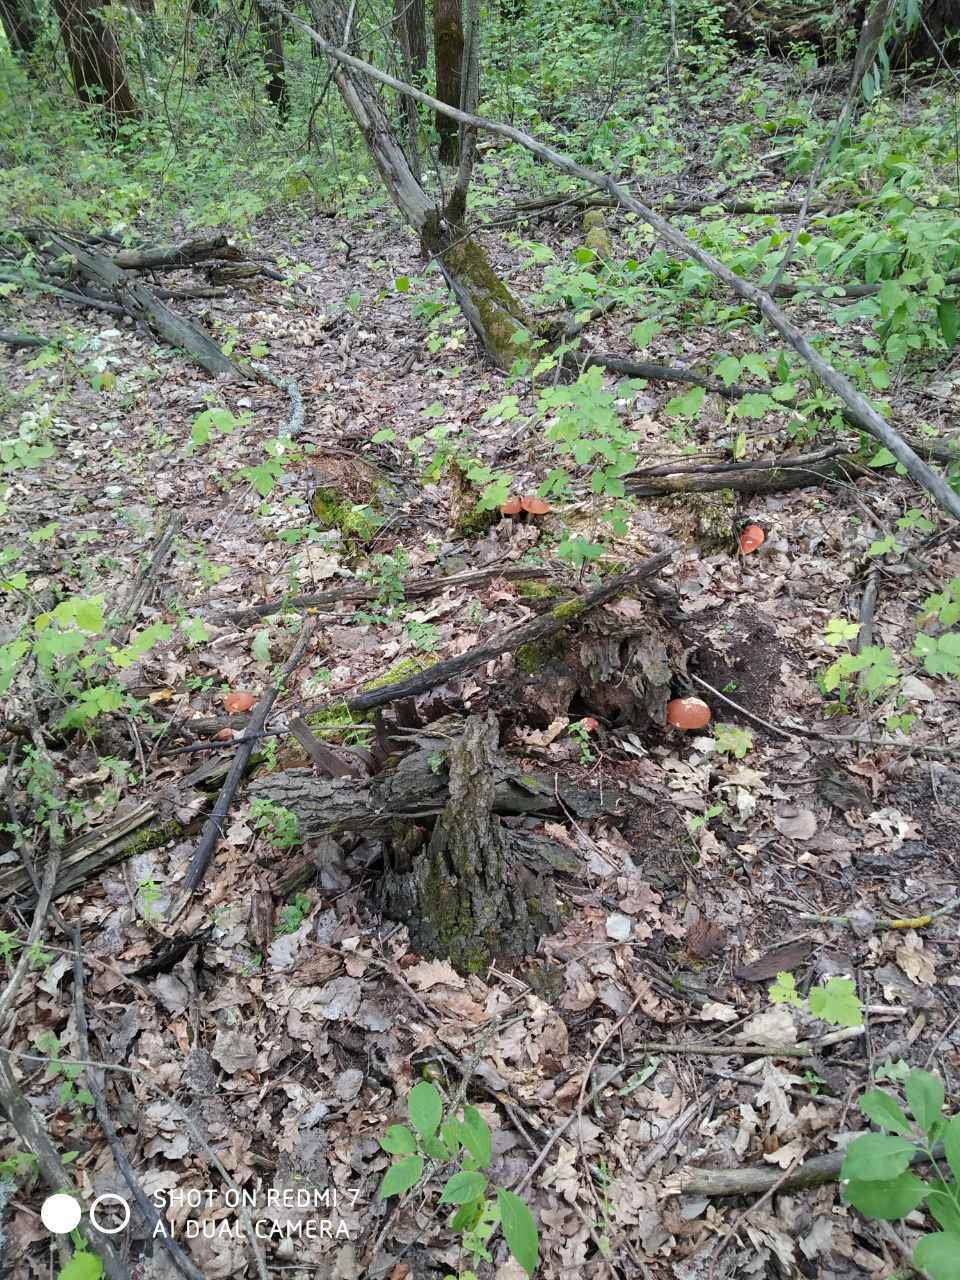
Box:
[41,1194,82,1234]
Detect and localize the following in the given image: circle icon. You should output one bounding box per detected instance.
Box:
[89,1193,131,1235]
[41,1194,82,1235]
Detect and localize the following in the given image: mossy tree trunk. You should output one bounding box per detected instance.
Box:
[310,0,534,367]
[378,715,561,973]
[432,0,463,162]
[53,0,139,127]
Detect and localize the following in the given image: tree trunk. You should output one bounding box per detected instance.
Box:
[254,0,288,120]
[378,715,563,973]
[52,0,139,126]
[395,0,426,78]
[0,0,40,57]
[310,0,533,366]
[433,0,463,163]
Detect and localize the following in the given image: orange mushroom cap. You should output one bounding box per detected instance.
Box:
[739,524,765,554]
[667,697,712,730]
[224,690,256,714]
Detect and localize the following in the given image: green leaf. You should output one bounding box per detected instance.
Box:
[859,1090,912,1136]
[421,1135,451,1160]
[380,1125,417,1155]
[915,1232,960,1279]
[379,1155,423,1199]
[841,1132,918,1181]
[57,1253,104,1280]
[906,1069,945,1134]
[714,724,752,759]
[769,972,802,1007]
[460,1105,493,1168]
[497,1188,540,1277]
[665,385,705,418]
[869,447,897,466]
[372,429,395,443]
[408,1081,442,1138]
[395,276,410,293]
[843,1171,927,1220]
[944,1115,960,1184]
[630,319,660,350]
[938,300,960,347]
[439,1171,487,1205]
[714,355,741,386]
[809,977,863,1028]
[440,1121,463,1156]
[251,630,272,664]
[741,353,770,382]
[929,1189,960,1234]
[732,392,774,419]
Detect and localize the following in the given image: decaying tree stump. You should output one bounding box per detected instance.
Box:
[377,714,562,972]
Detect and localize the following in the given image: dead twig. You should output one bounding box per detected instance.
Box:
[171,617,318,906]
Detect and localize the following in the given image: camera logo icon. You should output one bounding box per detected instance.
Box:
[41,1193,131,1235]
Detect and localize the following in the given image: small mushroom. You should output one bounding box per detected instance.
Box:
[224,690,256,714]
[739,524,766,554]
[667,697,712,730]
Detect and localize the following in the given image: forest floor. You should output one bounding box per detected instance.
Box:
[4,57,960,1280]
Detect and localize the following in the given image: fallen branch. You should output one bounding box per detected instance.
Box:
[19,229,239,378]
[279,8,960,522]
[112,232,240,271]
[342,552,670,716]
[214,563,555,625]
[626,449,862,496]
[667,1141,944,1199]
[0,330,49,348]
[173,618,318,902]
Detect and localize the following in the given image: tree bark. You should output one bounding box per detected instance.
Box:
[254,0,288,119]
[432,0,463,163]
[0,0,40,57]
[305,0,532,365]
[52,0,140,126]
[378,715,563,972]
[395,0,426,78]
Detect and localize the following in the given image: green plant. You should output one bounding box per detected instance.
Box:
[714,724,752,758]
[379,1080,539,1278]
[57,1248,104,1280]
[33,1032,95,1111]
[249,798,301,849]
[769,972,864,1028]
[137,878,162,921]
[568,719,597,766]
[840,1067,960,1280]
[277,892,312,935]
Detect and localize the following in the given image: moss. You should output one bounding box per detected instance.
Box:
[515,638,561,674]
[550,599,586,623]
[516,580,563,600]
[362,655,435,692]
[435,235,534,368]
[584,226,613,259]
[124,818,183,856]
[692,487,737,554]
[310,486,381,543]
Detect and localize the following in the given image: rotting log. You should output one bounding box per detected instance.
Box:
[0,803,188,903]
[21,229,238,378]
[111,233,240,271]
[249,728,615,833]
